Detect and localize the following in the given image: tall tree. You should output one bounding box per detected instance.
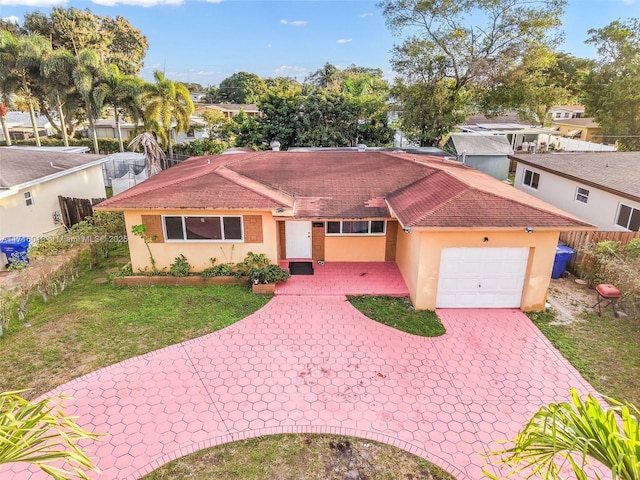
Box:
[23,7,147,75]
[102,64,144,152]
[143,71,194,157]
[297,89,358,147]
[41,48,76,146]
[72,48,107,154]
[379,0,566,144]
[215,72,266,104]
[582,19,640,150]
[258,80,304,150]
[230,109,261,149]
[0,31,51,146]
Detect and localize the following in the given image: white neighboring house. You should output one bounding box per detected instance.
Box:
[549,105,585,120]
[0,111,54,142]
[511,152,640,231]
[0,148,108,250]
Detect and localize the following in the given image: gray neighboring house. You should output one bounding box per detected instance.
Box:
[511,152,640,231]
[446,133,513,180]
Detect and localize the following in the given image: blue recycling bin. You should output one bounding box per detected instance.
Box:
[551,244,575,279]
[0,237,30,267]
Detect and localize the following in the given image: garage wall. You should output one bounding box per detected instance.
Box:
[394,226,423,307]
[123,209,279,272]
[411,229,559,311]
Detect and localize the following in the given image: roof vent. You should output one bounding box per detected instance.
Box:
[270,140,281,151]
[357,143,366,152]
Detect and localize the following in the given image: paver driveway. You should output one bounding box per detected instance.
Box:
[2,297,597,480]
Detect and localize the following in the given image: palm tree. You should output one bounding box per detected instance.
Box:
[0,31,51,147]
[0,390,101,479]
[71,48,107,154]
[143,71,194,157]
[485,388,640,480]
[41,48,76,147]
[102,64,144,152]
[129,131,165,176]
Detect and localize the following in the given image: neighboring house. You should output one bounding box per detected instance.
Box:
[97,150,592,311]
[93,118,137,141]
[511,152,640,232]
[174,116,209,144]
[551,118,602,143]
[190,92,208,103]
[549,105,585,120]
[0,111,53,142]
[445,133,513,180]
[194,104,260,119]
[0,148,108,250]
[458,115,559,152]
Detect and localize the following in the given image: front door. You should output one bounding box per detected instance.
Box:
[285,221,312,258]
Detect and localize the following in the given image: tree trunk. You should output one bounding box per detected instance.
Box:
[115,108,124,152]
[28,99,41,147]
[88,115,99,154]
[0,115,11,146]
[57,101,69,147]
[167,126,174,158]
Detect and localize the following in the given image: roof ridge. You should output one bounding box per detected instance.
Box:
[215,165,295,207]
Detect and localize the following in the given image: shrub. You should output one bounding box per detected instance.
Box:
[237,252,289,284]
[170,254,191,277]
[201,258,234,278]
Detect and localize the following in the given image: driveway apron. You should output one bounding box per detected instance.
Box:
[2,295,597,480]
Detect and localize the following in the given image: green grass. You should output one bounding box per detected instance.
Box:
[528,309,640,406]
[0,247,270,399]
[348,295,446,337]
[141,434,456,480]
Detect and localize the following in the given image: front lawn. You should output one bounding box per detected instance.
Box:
[0,248,270,399]
[142,434,455,480]
[348,295,446,337]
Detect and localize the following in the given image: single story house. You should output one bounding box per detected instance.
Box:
[0,148,108,260]
[445,133,513,180]
[549,105,585,120]
[550,118,602,143]
[0,111,53,142]
[194,104,260,119]
[511,152,640,231]
[97,150,593,310]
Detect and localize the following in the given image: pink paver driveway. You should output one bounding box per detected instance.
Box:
[2,287,598,479]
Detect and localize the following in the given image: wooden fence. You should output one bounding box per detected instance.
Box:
[559,230,640,270]
[58,196,106,228]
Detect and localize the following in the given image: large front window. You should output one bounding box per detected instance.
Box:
[616,204,640,231]
[325,220,386,235]
[163,215,243,241]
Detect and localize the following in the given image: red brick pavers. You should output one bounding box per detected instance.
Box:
[277,261,410,296]
[2,303,597,480]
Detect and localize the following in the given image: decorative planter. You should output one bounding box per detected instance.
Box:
[251,283,276,294]
[113,276,248,287]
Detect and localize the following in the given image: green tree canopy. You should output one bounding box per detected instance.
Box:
[214,72,266,104]
[22,7,148,75]
[379,0,567,145]
[582,18,640,150]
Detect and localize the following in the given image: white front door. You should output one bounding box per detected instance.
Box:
[285,221,312,259]
[436,247,529,308]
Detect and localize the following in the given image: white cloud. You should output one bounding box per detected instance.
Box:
[2,15,20,23]
[621,0,636,4]
[337,38,352,44]
[0,0,65,6]
[274,65,308,78]
[92,0,182,6]
[359,12,373,18]
[280,19,307,26]
[204,0,222,3]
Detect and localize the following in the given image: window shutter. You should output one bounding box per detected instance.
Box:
[243,215,263,243]
[141,215,165,243]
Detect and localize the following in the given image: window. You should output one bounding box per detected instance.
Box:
[616,204,640,232]
[575,187,589,204]
[522,169,540,189]
[163,215,243,241]
[24,191,33,207]
[325,220,386,235]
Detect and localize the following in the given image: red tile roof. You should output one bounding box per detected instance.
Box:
[97,150,593,229]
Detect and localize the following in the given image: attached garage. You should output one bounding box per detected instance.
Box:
[436,247,529,308]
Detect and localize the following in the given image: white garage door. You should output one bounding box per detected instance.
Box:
[436,247,529,308]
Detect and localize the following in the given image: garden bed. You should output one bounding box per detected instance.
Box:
[113,275,249,287]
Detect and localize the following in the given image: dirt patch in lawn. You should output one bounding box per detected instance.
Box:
[546,274,597,324]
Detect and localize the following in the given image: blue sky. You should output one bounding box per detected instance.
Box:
[1,0,638,87]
